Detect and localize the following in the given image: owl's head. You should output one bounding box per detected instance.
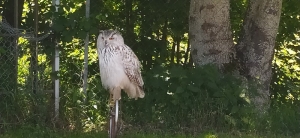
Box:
[97,30,124,48]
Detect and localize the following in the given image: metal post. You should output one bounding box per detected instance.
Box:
[115,100,119,123]
[33,0,39,95]
[54,42,59,119]
[14,0,19,91]
[14,0,18,28]
[83,0,90,101]
[52,0,60,120]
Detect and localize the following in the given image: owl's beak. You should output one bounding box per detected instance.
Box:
[104,40,107,45]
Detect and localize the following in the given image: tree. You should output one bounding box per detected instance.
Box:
[189,0,234,69]
[189,0,282,113]
[236,0,282,113]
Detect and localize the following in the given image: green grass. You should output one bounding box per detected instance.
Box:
[0,126,297,138]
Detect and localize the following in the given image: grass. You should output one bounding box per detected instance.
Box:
[0,125,297,138]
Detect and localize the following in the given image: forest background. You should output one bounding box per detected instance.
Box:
[0,0,299,137]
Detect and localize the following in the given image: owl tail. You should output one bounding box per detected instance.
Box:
[125,84,145,100]
[136,85,145,99]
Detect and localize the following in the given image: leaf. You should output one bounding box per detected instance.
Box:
[231,106,239,114]
[171,100,178,105]
[175,86,184,93]
[170,66,186,78]
[78,31,87,39]
[63,31,73,42]
[229,95,237,105]
[207,81,219,90]
[53,22,64,32]
[213,91,223,97]
[0,48,6,54]
[197,78,204,87]
[96,14,106,21]
[187,85,200,92]
[90,27,99,35]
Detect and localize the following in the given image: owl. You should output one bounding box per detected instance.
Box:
[96,30,145,101]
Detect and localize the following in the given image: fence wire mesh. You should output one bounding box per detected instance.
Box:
[0,18,61,128]
[0,19,20,93]
[0,0,190,131]
[0,18,50,93]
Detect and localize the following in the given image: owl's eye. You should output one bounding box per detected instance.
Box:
[101,37,104,40]
[109,37,114,40]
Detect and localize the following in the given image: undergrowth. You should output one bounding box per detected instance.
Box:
[0,125,297,138]
[0,65,299,137]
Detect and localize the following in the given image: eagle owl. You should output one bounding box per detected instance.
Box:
[96,30,145,101]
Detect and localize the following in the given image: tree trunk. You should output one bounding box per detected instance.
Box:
[189,0,282,113]
[2,0,24,26]
[176,37,181,64]
[184,38,190,65]
[236,0,282,113]
[189,0,234,69]
[171,41,176,64]
[161,19,168,61]
[125,0,135,46]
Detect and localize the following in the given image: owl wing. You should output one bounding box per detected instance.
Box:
[121,44,144,87]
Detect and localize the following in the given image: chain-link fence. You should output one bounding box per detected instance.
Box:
[0,20,18,93]
[0,0,190,130]
[0,18,54,126]
[0,18,50,93]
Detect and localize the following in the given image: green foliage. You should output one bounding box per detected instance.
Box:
[0,125,107,138]
[0,125,295,138]
[0,0,299,137]
[270,0,300,111]
[269,103,300,135]
[230,0,247,42]
[121,65,256,132]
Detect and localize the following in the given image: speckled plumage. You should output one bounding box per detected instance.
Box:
[96,30,144,101]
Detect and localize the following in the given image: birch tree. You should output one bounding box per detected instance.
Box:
[189,0,282,113]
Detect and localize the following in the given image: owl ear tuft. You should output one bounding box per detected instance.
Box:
[113,30,122,36]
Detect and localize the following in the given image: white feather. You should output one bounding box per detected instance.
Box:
[96,30,145,100]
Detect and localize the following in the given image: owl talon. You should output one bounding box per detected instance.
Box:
[109,100,115,107]
[110,111,115,116]
[109,94,115,107]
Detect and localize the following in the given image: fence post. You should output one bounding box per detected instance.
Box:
[14,0,19,90]
[83,0,90,101]
[52,0,60,121]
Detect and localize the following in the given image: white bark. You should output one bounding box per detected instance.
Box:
[189,0,283,113]
[189,0,234,69]
[236,0,282,113]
